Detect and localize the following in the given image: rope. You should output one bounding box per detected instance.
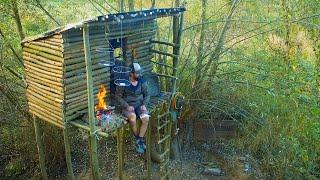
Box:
[172,92,184,110]
[92,129,101,140]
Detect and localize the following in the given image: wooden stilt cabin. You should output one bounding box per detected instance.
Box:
[22,7,185,180]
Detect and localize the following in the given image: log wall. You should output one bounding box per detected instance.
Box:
[23,17,158,126]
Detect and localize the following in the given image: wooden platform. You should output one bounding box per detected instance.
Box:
[69,91,172,137]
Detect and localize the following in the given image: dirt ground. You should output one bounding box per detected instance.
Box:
[61,132,262,180]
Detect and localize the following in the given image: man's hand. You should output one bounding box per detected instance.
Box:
[140,105,147,111]
[127,106,134,112]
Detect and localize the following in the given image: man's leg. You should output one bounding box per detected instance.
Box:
[127,113,138,136]
[139,116,149,138]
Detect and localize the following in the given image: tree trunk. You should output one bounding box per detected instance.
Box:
[0,29,23,65]
[35,0,61,26]
[194,0,208,88]
[119,0,124,12]
[11,0,25,41]
[170,0,182,160]
[151,0,155,9]
[185,0,208,151]
[128,0,134,11]
[201,0,240,81]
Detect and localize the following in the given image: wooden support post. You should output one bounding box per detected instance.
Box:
[117,126,124,180]
[146,119,152,180]
[119,0,124,12]
[83,24,101,180]
[170,0,185,161]
[63,124,75,180]
[33,115,48,180]
[172,11,184,93]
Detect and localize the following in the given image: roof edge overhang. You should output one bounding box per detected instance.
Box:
[21,7,186,44]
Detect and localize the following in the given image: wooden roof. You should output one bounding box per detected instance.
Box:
[22,7,186,44]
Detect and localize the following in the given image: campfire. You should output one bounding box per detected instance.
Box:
[95,85,113,128]
[91,85,125,130]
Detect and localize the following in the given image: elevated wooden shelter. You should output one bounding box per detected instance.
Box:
[22,7,185,180]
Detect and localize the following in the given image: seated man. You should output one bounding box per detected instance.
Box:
[115,63,150,154]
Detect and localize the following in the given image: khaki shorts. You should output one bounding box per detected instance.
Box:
[122,105,149,120]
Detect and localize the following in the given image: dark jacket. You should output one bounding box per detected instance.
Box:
[115,78,150,109]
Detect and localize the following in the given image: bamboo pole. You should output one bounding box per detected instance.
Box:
[64,52,105,64]
[65,68,109,84]
[65,89,109,105]
[26,88,63,106]
[65,59,110,75]
[146,118,152,179]
[28,41,64,52]
[25,68,63,85]
[23,52,63,67]
[27,85,63,103]
[23,59,63,75]
[65,82,108,99]
[63,28,156,45]
[64,20,155,38]
[37,39,62,47]
[24,43,64,58]
[83,24,101,180]
[23,47,63,62]
[63,124,75,180]
[27,100,63,121]
[64,74,109,92]
[151,49,178,58]
[30,108,64,128]
[65,83,107,99]
[33,115,49,180]
[27,89,63,109]
[25,73,63,92]
[116,126,124,180]
[26,78,63,95]
[150,40,179,47]
[24,61,63,78]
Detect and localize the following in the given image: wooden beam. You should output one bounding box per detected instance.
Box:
[146,120,152,179]
[117,126,124,180]
[150,49,178,58]
[33,115,48,180]
[83,24,101,180]
[154,73,178,80]
[150,40,179,48]
[63,124,75,180]
[150,60,176,70]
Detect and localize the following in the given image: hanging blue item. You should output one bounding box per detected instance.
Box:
[96,47,116,67]
[113,64,131,87]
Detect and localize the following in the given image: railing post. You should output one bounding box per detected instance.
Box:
[83,23,101,180]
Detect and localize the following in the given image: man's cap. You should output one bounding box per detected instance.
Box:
[131,63,142,73]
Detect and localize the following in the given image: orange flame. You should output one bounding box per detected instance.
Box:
[95,85,107,111]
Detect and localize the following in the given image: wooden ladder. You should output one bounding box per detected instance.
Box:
[156,103,172,180]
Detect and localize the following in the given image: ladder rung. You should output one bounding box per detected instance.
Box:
[160,160,170,171]
[158,112,170,119]
[158,135,171,144]
[158,120,170,130]
[160,149,170,159]
[160,171,170,180]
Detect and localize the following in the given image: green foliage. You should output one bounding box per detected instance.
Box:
[0,0,319,178]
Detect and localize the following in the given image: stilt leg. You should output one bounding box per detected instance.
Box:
[63,124,75,180]
[146,119,152,180]
[117,126,124,180]
[33,115,48,180]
